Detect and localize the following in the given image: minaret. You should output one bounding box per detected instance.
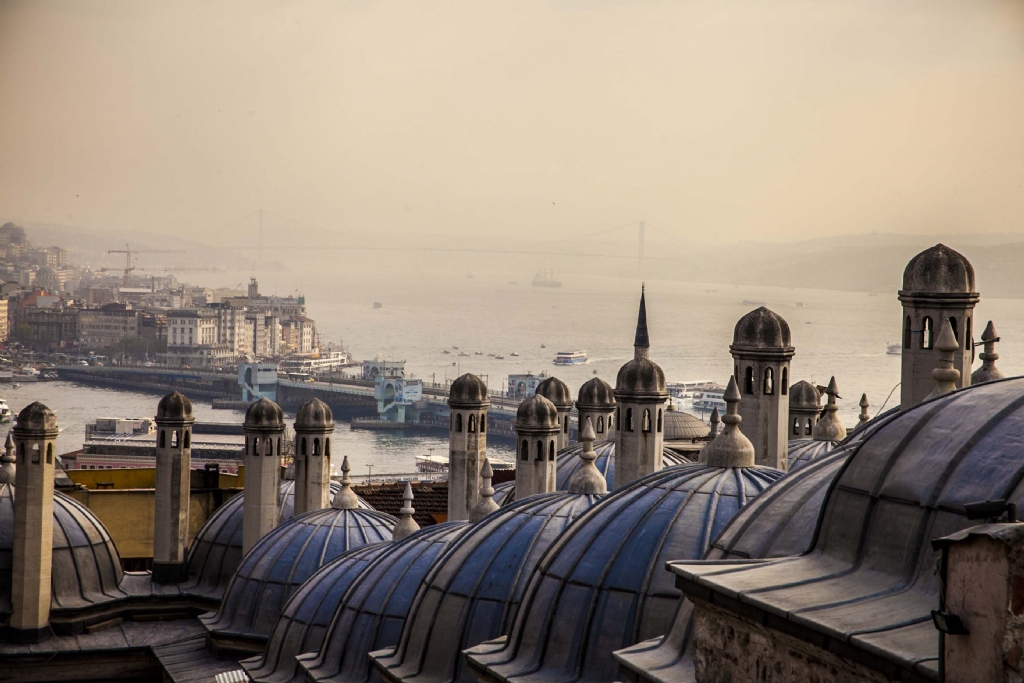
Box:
[331,456,359,510]
[576,377,615,442]
[447,374,490,522]
[700,377,755,468]
[811,377,847,442]
[899,244,978,407]
[0,432,14,483]
[469,459,500,522]
[514,394,560,498]
[567,417,607,495]
[613,286,669,489]
[536,376,572,451]
[10,403,59,642]
[293,398,335,515]
[730,307,794,470]
[243,397,286,555]
[787,380,821,441]
[393,482,421,540]
[971,321,1004,384]
[927,320,960,400]
[858,394,870,425]
[152,391,196,584]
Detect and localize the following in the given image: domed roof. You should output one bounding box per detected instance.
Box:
[493,480,516,507]
[15,401,57,432]
[448,373,489,407]
[555,440,690,493]
[156,391,193,422]
[576,376,615,409]
[731,306,793,351]
[37,265,57,277]
[1,485,125,617]
[239,542,391,683]
[901,243,976,294]
[287,522,470,683]
[663,408,710,441]
[202,505,396,646]
[535,376,572,409]
[515,393,558,430]
[244,397,284,430]
[184,480,371,601]
[786,438,837,473]
[295,398,334,430]
[615,358,667,398]
[788,380,820,411]
[465,463,783,683]
[372,492,602,683]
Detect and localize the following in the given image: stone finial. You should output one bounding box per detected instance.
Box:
[708,408,721,439]
[331,456,360,510]
[811,377,847,442]
[858,394,870,424]
[568,417,607,495]
[392,482,421,540]
[927,320,961,400]
[700,377,755,468]
[0,432,14,484]
[972,320,1005,384]
[469,459,500,522]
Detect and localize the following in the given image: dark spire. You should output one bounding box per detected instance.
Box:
[633,285,650,351]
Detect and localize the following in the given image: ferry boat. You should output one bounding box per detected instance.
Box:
[532,269,562,288]
[553,350,587,365]
[692,386,727,414]
[0,399,11,421]
[887,343,902,356]
[667,380,718,400]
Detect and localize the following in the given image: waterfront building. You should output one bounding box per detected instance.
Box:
[164,308,234,367]
[77,302,140,349]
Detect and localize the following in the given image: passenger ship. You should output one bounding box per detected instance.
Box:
[553,350,587,365]
[691,386,727,414]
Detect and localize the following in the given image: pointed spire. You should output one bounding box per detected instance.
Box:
[811,376,847,441]
[469,458,500,522]
[971,320,1005,384]
[568,417,607,495]
[927,320,961,400]
[700,377,755,468]
[708,407,720,439]
[858,393,870,424]
[633,285,650,358]
[392,481,421,540]
[0,432,14,484]
[332,455,360,510]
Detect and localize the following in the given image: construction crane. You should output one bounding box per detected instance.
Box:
[107,244,186,287]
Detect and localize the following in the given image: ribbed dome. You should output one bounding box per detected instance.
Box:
[245,398,284,430]
[731,306,792,350]
[786,438,837,473]
[493,481,516,507]
[296,398,334,430]
[15,402,58,431]
[465,463,783,683]
[240,542,391,683]
[555,440,690,493]
[615,357,667,398]
[901,243,976,294]
[788,380,820,411]
[448,374,489,407]
[202,506,396,647]
[576,377,615,409]
[372,492,602,683]
[184,480,371,600]
[156,391,193,422]
[515,394,558,429]
[292,522,470,683]
[0,485,125,617]
[535,376,572,409]
[663,409,710,441]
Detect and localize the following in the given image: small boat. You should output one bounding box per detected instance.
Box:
[487,353,496,357]
[458,352,471,357]
[453,346,459,350]
[540,344,546,349]
[510,352,519,357]
[887,343,902,356]
[532,269,561,288]
[443,350,451,355]
[12,383,20,390]
[495,355,505,360]
[474,351,483,355]
[0,399,11,421]
[373,302,383,309]
[795,302,805,308]
[553,350,587,365]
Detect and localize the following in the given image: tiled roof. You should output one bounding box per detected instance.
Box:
[354,481,449,527]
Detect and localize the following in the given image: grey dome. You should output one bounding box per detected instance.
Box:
[515,394,558,429]
[245,397,284,430]
[465,463,784,683]
[372,492,602,683]
[1,485,125,617]
[156,392,193,422]
[731,306,792,350]
[663,409,710,441]
[202,505,396,648]
[493,481,516,507]
[184,480,371,601]
[554,440,690,493]
[240,542,391,683]
[788,380,820,411]
[448,374,489,407]
[15,401,58,432]
[576,376,615,409]
[296,398,334,430]
[614,357,667,398]
[901,243,976,294]
[291,522,470,683]
[535,376,572,409]
[786,438,838,473]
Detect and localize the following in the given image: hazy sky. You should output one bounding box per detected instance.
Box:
[2,0,1023,248]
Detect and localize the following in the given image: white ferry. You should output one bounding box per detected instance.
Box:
[692,386,727,414]
[667,380,717,400]
[0,399,11,421]
[553,350,587,365]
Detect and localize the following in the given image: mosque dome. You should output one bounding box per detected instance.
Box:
[296,398,334,430]
[16,402,58,431]
[156,391,193,422]
[201,503,395,648]
[663,407,710,441]
[244,397,284,430]
[35,266,61,293]
[788,380,820,411]
[372,492,602,683]
[515,394,558,429]
[286,522,470,683]
[240,542,391,683]
[535,376,572,409]
[576,377,615,409]
[493,480,516,507]
[554,440,690,493]
[448,374,489,407]
[731,306,793,351]
[465,462,783,683]
[901,243,976,294]
[184,480,371,600]
[0,485,125,618]
[615,358,667,398]
[786,439,837,472]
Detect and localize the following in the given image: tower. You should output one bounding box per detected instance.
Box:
[613,287,669,488]
[243,397,285,554]
[152,391,196,584]
[730,307,794,470]
[293,398,335,515]
[10,402,59,642]
[576,377,615,442]
[514,394,560,498]
[447,373,490,522]
[788,380,821,441]
[899,244,978,408]
[536,376,572,451]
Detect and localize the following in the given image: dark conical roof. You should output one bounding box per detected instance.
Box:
[576,376,615,409]
[535,376,572,409]
[448,373,489,407]
[901,243,976,294]
[244,397,284,430]
[634,285,650,348]
[295,397,334,430]
[156,391,193,422]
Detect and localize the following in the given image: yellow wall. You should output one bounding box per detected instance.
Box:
[69,466,243,489]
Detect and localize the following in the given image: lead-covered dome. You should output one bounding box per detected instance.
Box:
[448,373,489,407]
[663,408,710,441]
[788,380,820,411]
[245,397,284,430]
[786,438,837,472]
[615,357,667,398]
[576,376,614,409]
[372,492,602,683]
[515,393,558,429]
[156,391,193,422]
[901,243,976,294]
[535,376,572,409]
[296,397,334,430]
[16,402,58,432]
[554,440,689,493]
[731,306,792,350]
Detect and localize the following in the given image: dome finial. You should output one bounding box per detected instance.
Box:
[568,417,607,495]
[858,393,870,424]
[392,481,421,540]
[0,431,14,484]
[709,407,721,439]
[633,286,649,358]
[971,320,1005,384]
[332,456,359,510]
[469,459,500,522]
[927,320,961,399]
[811,377,847,441]
[700,377,755,468]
